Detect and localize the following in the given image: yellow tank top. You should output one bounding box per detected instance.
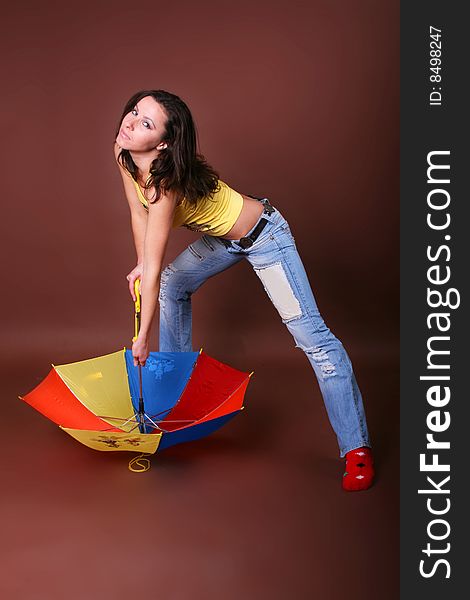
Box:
[132,178,244,237]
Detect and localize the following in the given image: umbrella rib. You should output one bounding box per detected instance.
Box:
[125,417,161,433]
[138,405,173,421]
[141,413,161,429]
[95,413,137,432]
[96,415,135,422]
[155,418,194,423]
[127,421,144,433]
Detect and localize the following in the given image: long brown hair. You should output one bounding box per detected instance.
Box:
[115,90,219,204]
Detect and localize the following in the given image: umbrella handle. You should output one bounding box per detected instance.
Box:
[132,278,141,343]
[131,278,146,431]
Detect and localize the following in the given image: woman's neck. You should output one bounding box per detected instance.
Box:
[129,150,159,183]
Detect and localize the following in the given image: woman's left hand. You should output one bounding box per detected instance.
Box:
[132,335,150,367]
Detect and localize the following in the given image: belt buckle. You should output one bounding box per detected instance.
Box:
[237,237,253,250]
[262,199,275,215]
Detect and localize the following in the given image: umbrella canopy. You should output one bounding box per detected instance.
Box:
[20,349,252,455]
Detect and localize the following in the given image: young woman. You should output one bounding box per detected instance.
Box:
[114,89,374,491]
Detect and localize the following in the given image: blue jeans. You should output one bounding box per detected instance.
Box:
[159,203,371,457]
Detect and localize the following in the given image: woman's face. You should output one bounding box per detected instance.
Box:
[116,96,168,153]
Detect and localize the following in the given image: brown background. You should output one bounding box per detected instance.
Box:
[1,1,399,599]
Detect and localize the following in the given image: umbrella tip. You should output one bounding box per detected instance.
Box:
[249,371,255,378]
[199,347,203,354]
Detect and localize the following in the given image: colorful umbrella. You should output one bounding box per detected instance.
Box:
[20,348,251,455]
[19,281,252,460]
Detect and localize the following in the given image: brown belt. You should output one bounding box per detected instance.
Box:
[220,197,275,249]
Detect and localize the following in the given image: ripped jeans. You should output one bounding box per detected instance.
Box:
[159,205,371,456]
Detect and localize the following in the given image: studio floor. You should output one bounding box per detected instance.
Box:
[1,343,398,600]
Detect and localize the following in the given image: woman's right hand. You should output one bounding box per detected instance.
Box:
[126,264,143,301]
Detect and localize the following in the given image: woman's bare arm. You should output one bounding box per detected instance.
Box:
[133,190,177,364]
[114,143,177,363]
[114,142,148,264]
[138,191,177,335]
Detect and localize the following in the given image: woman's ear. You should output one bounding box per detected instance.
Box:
[157,142,168,150]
